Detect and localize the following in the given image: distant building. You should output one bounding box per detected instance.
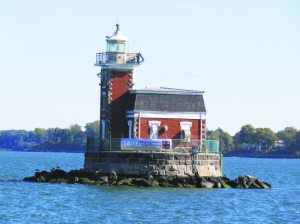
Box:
[275,139,285,149]
[241,143,273,151]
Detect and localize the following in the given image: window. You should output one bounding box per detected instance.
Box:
[180,122,192,142]
[101,92,106,111]
[148,121,161,139]
[127,120,133,138]
[101,120,106,140]
[108,43,125,52]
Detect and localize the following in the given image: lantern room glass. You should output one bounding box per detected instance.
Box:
[107,43,127,52]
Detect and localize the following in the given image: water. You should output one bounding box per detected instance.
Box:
[0,151,299,224]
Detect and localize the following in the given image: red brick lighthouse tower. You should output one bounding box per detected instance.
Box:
[95,24,144,145]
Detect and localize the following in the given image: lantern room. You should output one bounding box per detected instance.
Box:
[106,24,129,53]
[95,24,144,68]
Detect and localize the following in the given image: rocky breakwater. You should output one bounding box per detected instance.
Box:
[23,169,271,189]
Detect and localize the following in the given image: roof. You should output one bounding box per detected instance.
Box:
[129,87,204,95]
[106,24,129,42]
[128,87,206,113]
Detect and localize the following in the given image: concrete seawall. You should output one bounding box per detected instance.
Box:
[84,151,222,177]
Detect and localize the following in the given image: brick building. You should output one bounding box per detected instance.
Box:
[127,88,206,141]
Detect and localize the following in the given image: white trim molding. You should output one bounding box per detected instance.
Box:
[95,63,138,70]
[129,89,204,95]
[180,122,192,128]
[148,121,161,127]
[126,110,206,120]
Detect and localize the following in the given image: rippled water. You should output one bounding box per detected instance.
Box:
[0,151,299,224]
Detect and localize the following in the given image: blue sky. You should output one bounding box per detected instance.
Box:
[0,0,300,134]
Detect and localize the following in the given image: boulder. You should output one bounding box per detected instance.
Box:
[197,178,215,188]
[116,178,133,186]
[221,182,232,188]
[131,178,152,187]
[79,177,93,185]
[37,175,46,183]
[254,179,271,189]
[98,176,109,183]
[231,175,272,189]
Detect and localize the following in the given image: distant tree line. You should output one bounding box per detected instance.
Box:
[208,124,300,153]
[1,121,300,154]
[0,121,99,150]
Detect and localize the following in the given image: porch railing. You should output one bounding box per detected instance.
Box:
[86,138,219,154]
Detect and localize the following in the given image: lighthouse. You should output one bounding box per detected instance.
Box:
[95,24,144,145]
[86,25,221,178]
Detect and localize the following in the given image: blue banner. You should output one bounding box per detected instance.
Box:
[121,138,171,150]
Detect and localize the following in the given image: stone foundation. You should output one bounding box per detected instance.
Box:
[84,151,222,177]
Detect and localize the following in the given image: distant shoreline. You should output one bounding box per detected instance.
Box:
[1,147,300,159]
[0,149,84,153]
[0,143,85,153]
[223,150,300,159]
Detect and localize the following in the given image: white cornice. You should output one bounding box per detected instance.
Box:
[126,111,206,120]
[180,121,192,128]
[129,88,204,95]
[148,121,161,127]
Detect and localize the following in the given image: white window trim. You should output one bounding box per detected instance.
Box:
[180,122,192,128]
[148,121,161,139]
[180,122,192,141]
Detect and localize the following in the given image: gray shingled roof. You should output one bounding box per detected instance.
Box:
[128,90,206,113]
